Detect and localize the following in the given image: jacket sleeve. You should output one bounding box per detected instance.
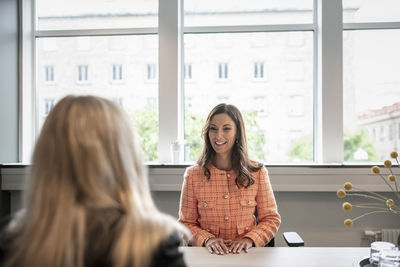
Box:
[244,166,281,247]
[151,231,187,267]
[178,168,215,246]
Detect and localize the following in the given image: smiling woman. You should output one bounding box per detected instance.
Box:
[178,103,281,255]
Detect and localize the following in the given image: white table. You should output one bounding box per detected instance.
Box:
[180,247,370,267]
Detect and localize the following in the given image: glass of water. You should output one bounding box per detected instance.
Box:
[379,249,400,267]
[370,242,396,266]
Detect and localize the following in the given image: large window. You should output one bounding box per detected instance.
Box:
[35,0,159,162]
[343,0,400,161]
[23,0,399,164]
[184,1,314,163]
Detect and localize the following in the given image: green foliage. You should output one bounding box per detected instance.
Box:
[344,130,378,161]
[130,106,378,163]
[129,105,158,162]
[129,107,266,163]
[289,137,312,162]
[184,111,205,162]
[242,110,266,162]
[185,110,266,162]
[289,130,378,162]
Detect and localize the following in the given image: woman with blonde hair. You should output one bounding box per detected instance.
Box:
[0,95,188,267]
[179,103,280,255]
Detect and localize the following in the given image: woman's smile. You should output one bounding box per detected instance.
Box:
[208,113,237,157]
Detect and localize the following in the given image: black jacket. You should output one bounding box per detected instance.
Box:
[0,216,186,267]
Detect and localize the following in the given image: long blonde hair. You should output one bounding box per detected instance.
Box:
[4,95,184,267]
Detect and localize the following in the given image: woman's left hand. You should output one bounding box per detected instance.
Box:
[228,237,253,254]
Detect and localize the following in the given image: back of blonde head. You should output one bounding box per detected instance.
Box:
[4,95,180,267]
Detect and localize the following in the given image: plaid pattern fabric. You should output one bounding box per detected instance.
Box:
[178,163,281,247]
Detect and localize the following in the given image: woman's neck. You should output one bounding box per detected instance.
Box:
[213,154,232,171]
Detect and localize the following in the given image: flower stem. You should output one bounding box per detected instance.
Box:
[352,210,395,222]
[378,174,400,201]
[348,190,387,202]
[353,205,390,210]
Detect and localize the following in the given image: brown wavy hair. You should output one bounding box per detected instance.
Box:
[197,103,262,188]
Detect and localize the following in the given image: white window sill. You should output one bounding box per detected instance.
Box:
[2,163,397,192]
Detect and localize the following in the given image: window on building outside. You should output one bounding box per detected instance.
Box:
[44,99,54,116]
[147,64,157,81]
[112,65,123,81]
[380,126,385,142]
[254,62,264,79]
[44,66,54,82]
[77,65,88,82]
[184,63,192,80]
[218,63,228,80]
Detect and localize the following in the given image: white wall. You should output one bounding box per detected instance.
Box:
[152,191,400,247]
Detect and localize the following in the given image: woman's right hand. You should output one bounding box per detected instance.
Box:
[205,237,229,255]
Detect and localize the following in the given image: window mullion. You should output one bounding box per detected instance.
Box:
[158,0,184,163]
[19,0,36,163]
[316,0,343,163]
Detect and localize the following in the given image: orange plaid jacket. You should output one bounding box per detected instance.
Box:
[178,163,281,247]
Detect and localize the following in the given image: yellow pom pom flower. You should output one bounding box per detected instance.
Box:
[342,202,352,211]
[344,219,353,227]
[386,199,394,207]
[344,182,353,191]
[337,189,346,199]
[388,174,396,182]
[391,152,398,158]
[384,160,392,168]
[371,166,380,174]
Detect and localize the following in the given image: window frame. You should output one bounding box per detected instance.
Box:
[253,62,264,80]
[111,64,123,82]
[43,98,54,116]
[77,65,89,83]
[217,62,228,80]
[44,65,54,83]
[19,0,400,164]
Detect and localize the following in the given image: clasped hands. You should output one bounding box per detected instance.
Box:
[205,237,253,255]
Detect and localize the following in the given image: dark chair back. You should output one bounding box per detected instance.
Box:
[254,208,275,247]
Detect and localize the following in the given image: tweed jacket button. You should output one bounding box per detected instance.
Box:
[248,201,252,205]
[224,216,229,221]
[203,202,207,207]
[223,194,229,199]
[245,227,249,231]
[227,173,231,177]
